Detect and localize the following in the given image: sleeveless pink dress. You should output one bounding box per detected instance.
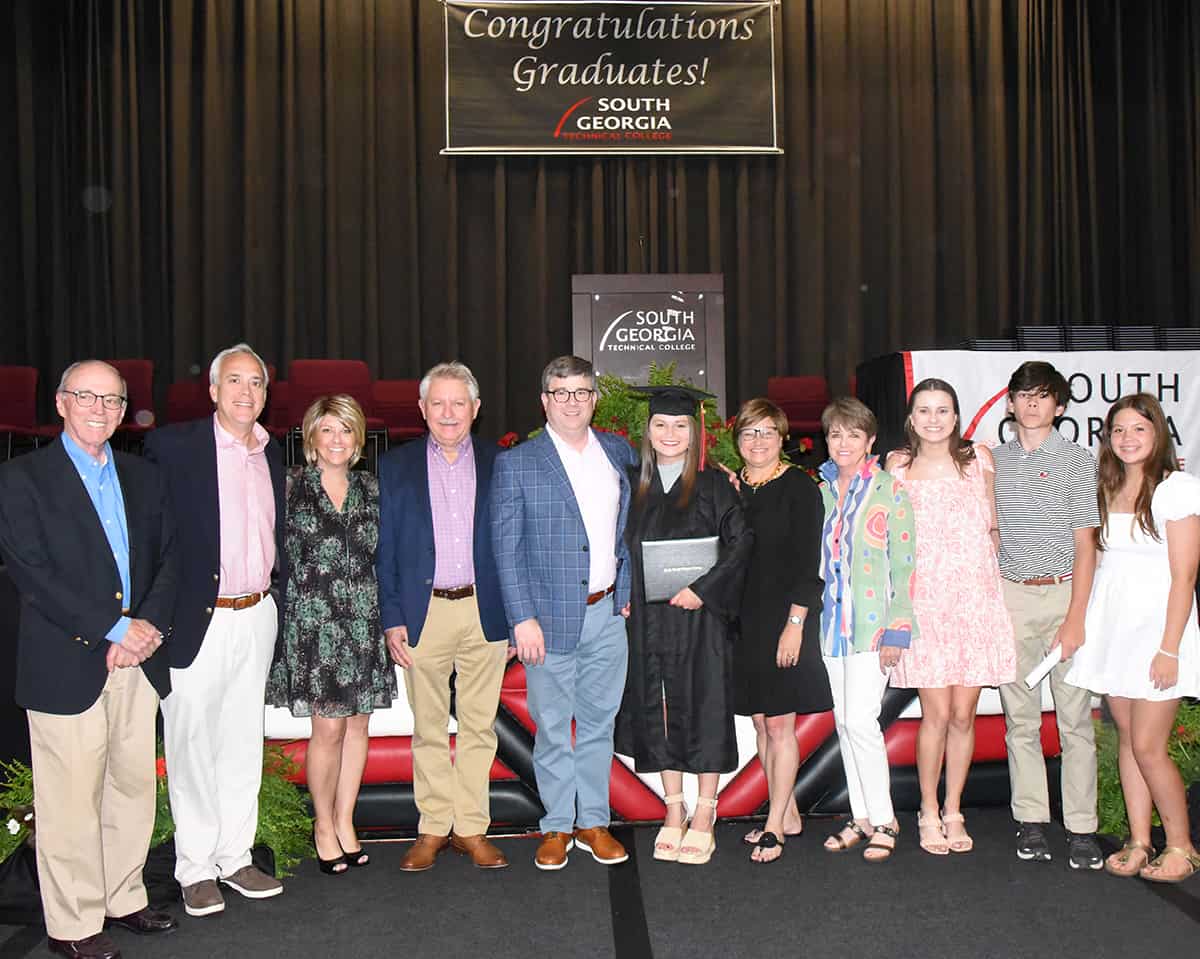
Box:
[889,449,1016,689]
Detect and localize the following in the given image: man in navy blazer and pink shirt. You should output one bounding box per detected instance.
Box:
[144,343,287,918]
[376,361,511,872]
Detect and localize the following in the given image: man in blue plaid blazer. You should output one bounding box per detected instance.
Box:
[492,355,638,870]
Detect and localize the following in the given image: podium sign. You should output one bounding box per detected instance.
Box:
[572,274,726,415]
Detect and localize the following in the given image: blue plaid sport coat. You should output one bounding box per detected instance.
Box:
[490,428,637,653]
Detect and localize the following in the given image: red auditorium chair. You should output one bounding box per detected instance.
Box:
[106,359,156,448]
[371,379,426,445]
[766,375,831,442]
[287,359,387,468]
[0,365,59,459]
[165,379,213,424]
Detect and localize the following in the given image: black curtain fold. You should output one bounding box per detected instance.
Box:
[2,0,1199,436]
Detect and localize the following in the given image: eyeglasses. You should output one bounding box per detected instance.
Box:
[545,388,596,404]
[738,426,780,441]
[60,389,127,410]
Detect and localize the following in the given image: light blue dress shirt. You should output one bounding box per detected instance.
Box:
[61,433,132,645]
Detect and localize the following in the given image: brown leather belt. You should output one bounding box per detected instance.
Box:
[432,584,475,601]
[1019,573,1072,586]
[214,591,268,611]
[586,584,615,606]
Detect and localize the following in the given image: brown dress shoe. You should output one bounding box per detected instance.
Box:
[104,906,178,935]
[534,831,574,871]
[399,834,450,872]
[450,833,509,869]
[46,932,121,959]
[574,826,629,864]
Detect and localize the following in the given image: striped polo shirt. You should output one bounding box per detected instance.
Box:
[992,428,1100,582]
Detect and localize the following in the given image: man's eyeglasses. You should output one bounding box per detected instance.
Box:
[738,426,780,441]
[545,388,596,404]
[60,389,127,410]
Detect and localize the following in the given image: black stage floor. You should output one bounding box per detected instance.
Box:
[1,808,1197,959]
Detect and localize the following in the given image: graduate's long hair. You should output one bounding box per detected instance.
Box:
[892,378,976,476]
[1096,393,1178,548]
[636,414,701,510]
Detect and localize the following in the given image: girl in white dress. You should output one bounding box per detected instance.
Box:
[1066,393,1200,882]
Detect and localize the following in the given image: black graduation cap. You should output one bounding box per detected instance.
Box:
[630,385,716,418]
[631,384,718,468]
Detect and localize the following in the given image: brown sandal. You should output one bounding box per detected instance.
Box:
[863,824,899,862]
[1104,841,1154,878]
[824,819,870,852]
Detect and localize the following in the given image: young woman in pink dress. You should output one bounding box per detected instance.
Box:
[885,378,1016,854]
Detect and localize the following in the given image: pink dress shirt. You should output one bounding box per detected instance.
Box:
[213,415,276,596]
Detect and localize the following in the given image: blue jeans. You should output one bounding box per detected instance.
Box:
[523,603,629,833]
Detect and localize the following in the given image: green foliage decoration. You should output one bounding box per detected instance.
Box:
[1096,699,1200,837]
[0,759,34,864]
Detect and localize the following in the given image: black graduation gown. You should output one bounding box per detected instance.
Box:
[614,466,754,774]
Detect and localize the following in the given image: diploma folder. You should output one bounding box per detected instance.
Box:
[641,536,719,603]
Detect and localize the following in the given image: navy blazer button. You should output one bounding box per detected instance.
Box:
[213,573,219,581]
[73,636,81,642]
[581,579,588,585]
[425,579,433,585]
[581,544,589,551]
[114,591,122,600]
[205,607,213,614]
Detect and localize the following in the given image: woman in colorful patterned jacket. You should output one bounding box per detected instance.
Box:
[817,397,918,862]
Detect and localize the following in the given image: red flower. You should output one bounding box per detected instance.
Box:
[156,756,167,779]
[799,437,813,452]
[1178,726,1188,736]
[498,431,520,449]
[705,431,717,448]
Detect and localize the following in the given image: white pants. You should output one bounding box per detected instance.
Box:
[823,651,895,827]
[161,596,277,886]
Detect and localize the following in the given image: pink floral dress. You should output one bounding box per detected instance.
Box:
[888,448,1016,688]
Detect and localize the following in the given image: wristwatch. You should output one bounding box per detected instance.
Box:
[787,614,804,626]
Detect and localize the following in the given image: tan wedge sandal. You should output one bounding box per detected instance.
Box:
[678,797,717,865]
[653,793,689,861]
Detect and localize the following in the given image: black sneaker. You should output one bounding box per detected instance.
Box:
[1015,821,1052,862]
[1066,831,1104,870]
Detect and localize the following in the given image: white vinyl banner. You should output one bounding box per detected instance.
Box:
[906,350,1200,470]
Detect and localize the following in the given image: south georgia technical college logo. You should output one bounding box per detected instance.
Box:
[597,304,697,353]
[554,95,674,143]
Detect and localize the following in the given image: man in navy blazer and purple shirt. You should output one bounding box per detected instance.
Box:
[491,355,637,871]
[376,361,511,872]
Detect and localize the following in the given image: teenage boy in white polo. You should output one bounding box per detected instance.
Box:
[994,361,1103,869]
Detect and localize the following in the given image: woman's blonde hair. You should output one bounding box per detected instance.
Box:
[301,394,366,467]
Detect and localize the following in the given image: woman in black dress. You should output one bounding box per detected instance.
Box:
[732,398,831,863]
[266,395,397,874]
[614,387,753,865]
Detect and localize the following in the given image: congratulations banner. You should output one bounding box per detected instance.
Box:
[443,0,780,154]
[905,350,1200,469]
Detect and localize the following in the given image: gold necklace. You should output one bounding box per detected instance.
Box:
[742,462,787,489]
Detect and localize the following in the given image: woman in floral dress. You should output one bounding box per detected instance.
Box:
[886,378,1015,855]
[267,395,397,873]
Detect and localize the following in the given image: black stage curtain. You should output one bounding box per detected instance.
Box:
[2,2,1200,436]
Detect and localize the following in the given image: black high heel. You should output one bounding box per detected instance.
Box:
[313,828,348,875]
[339,836,370,867]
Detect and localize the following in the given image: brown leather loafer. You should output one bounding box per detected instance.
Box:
[399,834,450,872]
[450,833,509,869]
[104,907,178,935]
[574,826,629,864]
[47,932,121,959]
[534,831,574,870]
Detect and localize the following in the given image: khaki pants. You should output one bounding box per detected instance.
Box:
[27,666,159,940]
[403,594,508,836]
[998,580,1098,832]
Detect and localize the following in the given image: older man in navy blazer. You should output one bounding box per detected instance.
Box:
[491,355,637,870]
[377,361,511,872]
[0,360,178,958]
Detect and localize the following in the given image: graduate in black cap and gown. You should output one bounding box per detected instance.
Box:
[613,386,753,865]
